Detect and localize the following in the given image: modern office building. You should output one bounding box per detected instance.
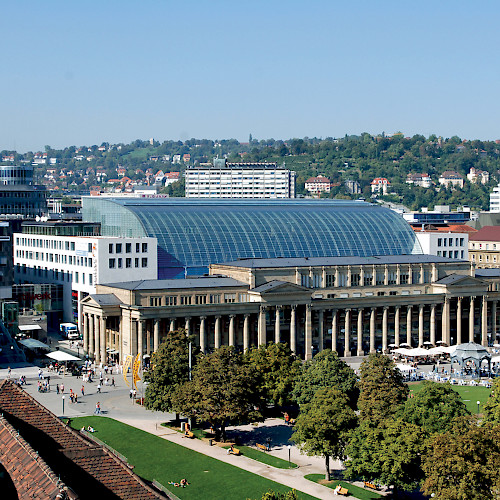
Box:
[82,198,423,278]
[81,255,498,364]
[0,166,47,217]
[13,221,157,325]
[185,159,296,198]
[489,182,500,212]
[413,225,472,260]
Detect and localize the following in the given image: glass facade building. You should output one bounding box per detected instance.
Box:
[83,198,422,278]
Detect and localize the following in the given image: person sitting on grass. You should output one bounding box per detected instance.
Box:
[180,478,188,487]
[87,426,95,433]
[227,444,235,455]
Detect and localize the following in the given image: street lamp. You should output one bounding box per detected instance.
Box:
[62,395,65,416]
[287,445,291,469]
[477,400,481,415]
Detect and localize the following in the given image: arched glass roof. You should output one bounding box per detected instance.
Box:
[83,198,422,278]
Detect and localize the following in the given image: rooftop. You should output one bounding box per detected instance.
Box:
[103,277,248,291]
[214,255,466,269]
[469,225,500,242]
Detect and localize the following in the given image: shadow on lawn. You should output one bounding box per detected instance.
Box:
[226,422,294,448]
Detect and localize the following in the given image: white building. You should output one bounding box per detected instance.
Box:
[439,171,464,189]
[414,229,469,260]
[13,222,157,326]
[490,182,500,212]
[370,178,390,195]
[185,159,296,198]
[467,167,489,185]
[406,173,432,188]
[304,175,332,195]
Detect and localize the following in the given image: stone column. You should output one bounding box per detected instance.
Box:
[243,314,250,352]
[482,296,488,347]
[89,314,95,360]
[430,304,436,345]
[382,306,388,353]
[305,304,312,360]
[318,309,324,352]
[83,313,88,354]
[357,308,364,356]
[214,316,221,349]
[145,321,151,355]
[344,309,351,357]
[153,319,159,352]
[290,306,297,353]
[100,316,106,364]
[185,317,191,336]
[493,300,498,342]
[137,320,144,363]
[394,306,400,347]
[406,306,412,346]
[369,307,376,353]
[229,314,236,347]
[274,306,281,344]
[200,316,206,353]
[95,316,101,364]
[469,297,475,342]
[418,305,424,347]
[456,298,462,345]
[442,298,450,345]
[331,310,337,353]
[258,306,266,346]
[169,318,176,333]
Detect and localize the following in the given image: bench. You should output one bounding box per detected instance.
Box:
[184,431,194,439]
[256,443,268,452]
[334,485,348,496]
[364,481,378,490]
[229,447,241,456]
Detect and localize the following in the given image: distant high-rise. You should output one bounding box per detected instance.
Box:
[185,159,296,198]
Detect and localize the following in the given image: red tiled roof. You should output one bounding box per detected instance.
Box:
[0,380,165,499]
[469,226,500,242]
[412,224,477,234]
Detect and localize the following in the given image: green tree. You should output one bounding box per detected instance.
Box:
[345,418,426,495]
[292,350,358,409]
[482,378,500,425]
[292,387,357,480]
[171,346,265,441]
[243,342,301,407]
[256,489,298,500]
[144,329,195,417]
[400,381,470,434]
[421,419,500,500]
[357,354,409,423]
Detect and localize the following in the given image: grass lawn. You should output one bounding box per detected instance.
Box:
[71,417,318,500]
[305,474,383,500]
[222,445,298,469]
[409,381,492,414]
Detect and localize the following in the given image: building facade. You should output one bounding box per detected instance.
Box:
[469,226,500,269]
[489,182,500,212]
[414,227,470,260]
[304,176,332,195]
[81,255,499,364]
[185,159,296,198]
[13,222,157,325]
[370,178,390,195]
[439,171,464,189]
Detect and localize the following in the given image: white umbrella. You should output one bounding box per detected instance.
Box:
[491,355,500,363]
[423,341,434,346]
[46,351,80,361]
[399,343,411,347]
[396,363,416,372]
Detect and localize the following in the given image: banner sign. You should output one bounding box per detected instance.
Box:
[123,355,133,387]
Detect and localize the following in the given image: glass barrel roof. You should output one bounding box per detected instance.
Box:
[83,198,422,277]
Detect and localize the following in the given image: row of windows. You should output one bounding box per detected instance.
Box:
[109,242,148,254]
[471,242,499,250]
[437,237,465,247]
[16,250,92,267]
[17,237,80,251]
[149,292,248,307]
[301,270,431,288]
[109,257,148,269]
[471,253,498,263]
[437,250,464,259]
[17,264,93,285]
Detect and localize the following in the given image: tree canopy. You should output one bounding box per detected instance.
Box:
[400,381,470,434]
[243,342,301,407]
[482,378,500,425]
[292,350,359,409]
[143,329,195,414]
[171,346,265,441]
[357,354,409,424]
[291,387,357,480]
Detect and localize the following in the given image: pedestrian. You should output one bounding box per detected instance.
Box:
[81,385,85,397]
[56,384,60,394]
[94,402,101,415]
[97,383,101,393]
[129,388,133,399]
[60,383,64,394]
[7,367,11,379]
[111,377,115,387]
[74,393,78,403]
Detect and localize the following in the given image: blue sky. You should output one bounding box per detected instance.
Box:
[2,1,500,152]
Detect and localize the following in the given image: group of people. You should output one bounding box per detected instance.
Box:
[37,379,50,392]
[168,478,188,488]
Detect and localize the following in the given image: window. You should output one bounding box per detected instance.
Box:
[109,243,114,254]
[195,294,207,304]
[135,258,139,268]
[118,258,122,268]
[75,272,79,283]
[224,293,236,303]
[141,258,148,267]
[89,274,93,285]
[88,242,92,252]
[116,243,122,253]
[351,273,360,286]
[136,243,140,253]
[71,242,75,251]
[437,238,442,247]
[126,243,131,253]
[109,258,116,268]
[165,296,177,306]
[142,243,148,253]
[210,294,220,304]
[126,258,132,268]
[325,274,335,287]
[150,297,162,306]
[449,238,453,246]
[82,273,85,284]
[180,295,192,305]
